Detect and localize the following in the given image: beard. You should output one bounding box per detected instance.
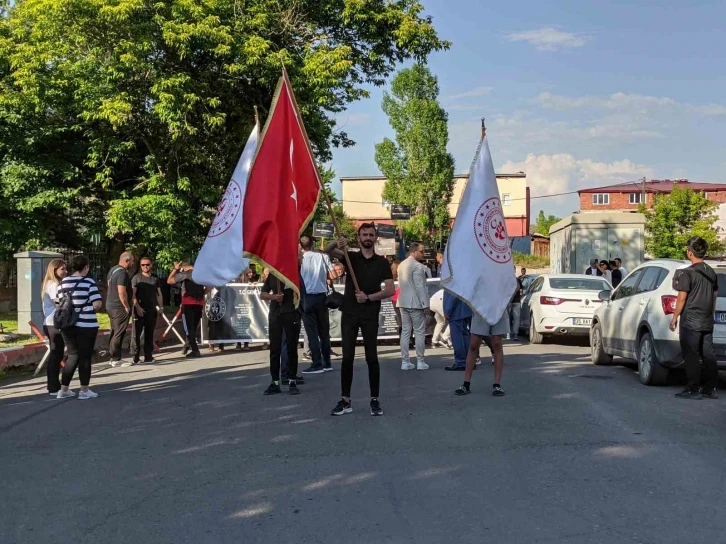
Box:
[361,240,374,248]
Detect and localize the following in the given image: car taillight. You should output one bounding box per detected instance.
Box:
[540,296,563,305]
[661,295,677,315]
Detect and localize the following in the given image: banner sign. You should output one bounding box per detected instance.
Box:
[390,205,411,220]
[312,221,335,238]
[205,280,442,343]
[376,224,397,238]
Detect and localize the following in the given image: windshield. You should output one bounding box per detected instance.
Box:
[549,278,610,291]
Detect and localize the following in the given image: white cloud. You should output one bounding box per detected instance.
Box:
[506,28,588,51]
[448,86,494,100]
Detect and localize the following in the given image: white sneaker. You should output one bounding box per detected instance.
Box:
[120,361,135,367]
[78,389,98,400]
[401,362,415,371]
[417,362,430,371]
[56,389,76,399]
[475,357,482,366]
[109,360,121,368]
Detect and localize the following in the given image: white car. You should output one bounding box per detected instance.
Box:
[590,259,726,385]
[520,274,612,344]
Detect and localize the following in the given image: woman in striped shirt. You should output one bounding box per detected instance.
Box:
[55,255,103,400]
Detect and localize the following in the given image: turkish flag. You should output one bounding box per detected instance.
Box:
[243,73,321,303]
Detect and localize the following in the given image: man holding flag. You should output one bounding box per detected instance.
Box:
[440,121,517,397]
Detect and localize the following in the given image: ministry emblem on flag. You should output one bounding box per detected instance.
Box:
[209,180,242,238]
[206,296,227,322]
[474,197,511,263]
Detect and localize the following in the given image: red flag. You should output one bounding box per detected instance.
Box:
[243,72,321,304]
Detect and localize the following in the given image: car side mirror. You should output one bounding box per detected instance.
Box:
[598,290,612,301]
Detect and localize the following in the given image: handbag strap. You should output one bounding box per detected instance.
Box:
[694,268,717,288]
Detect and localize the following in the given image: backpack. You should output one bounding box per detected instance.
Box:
[184,279,206,300]
[53,279,90,330]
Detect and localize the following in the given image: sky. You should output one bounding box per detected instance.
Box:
[328,0,726,219]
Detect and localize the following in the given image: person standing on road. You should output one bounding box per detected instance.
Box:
[397,243,432,371]
[615,258,628,278]
[430,288,451,348]
[585,259,602,276]
[131,257,163,364]
[507,267,523,340]
[599,260,613,284]
[260,272,302,396]
[609,260,623,288]
[299,236,333,374]
[41,258,67,395]
[444,291,472,371]
[670,236,719,400]
[106,252,134,367]
[55,255,103,400]
[326,224,395,416]
[167,262,205,358]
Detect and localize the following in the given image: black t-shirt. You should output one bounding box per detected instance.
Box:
[511,277,523,303]
[132,274,160,312]
[261,274,296,318]
[341,250,393,316]
[106,265,132,311]
[673,262,718,332]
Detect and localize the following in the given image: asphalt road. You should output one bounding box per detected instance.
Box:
[2,337,726,544]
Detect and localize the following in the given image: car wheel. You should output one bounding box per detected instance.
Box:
[637,332,669,386]
[529,313,544,344]
[590,322,613,365]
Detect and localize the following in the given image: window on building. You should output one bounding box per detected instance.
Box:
[502,194,511,206]
[629,193,643,204]
[592,194,610,205]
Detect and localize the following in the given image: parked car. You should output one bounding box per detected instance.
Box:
[520,274,612,344]
[590,259,726,385]
[519,274,540,294]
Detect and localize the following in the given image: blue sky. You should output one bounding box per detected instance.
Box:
[328,0,726,218]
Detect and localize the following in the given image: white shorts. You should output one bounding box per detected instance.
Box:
[471,311,509,337]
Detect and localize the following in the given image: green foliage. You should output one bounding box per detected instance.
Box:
[0,0,449,261]
[374,63,455,241]
[512,251,549,269]
[641,186,725,258]
[534,210,560,236]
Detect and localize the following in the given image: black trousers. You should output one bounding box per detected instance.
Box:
[61,327,98,387]
[107,307,130,360]
[269,312,301,382]
[302,293,331,369]
[43,325,64,393]
[131,310,157,362]
[341,312,380,398]
[680,326,718,391]
[183,305,203,354]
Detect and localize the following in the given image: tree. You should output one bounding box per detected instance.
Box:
[0,0,449,266]
[641,186,724,258]
[374,64,455,242]
[534,210,561,236]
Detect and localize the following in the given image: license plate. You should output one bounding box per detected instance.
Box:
[573,318,592,326]
[715,312,726,324]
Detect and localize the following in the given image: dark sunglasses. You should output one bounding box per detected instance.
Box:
[140,263,152,267]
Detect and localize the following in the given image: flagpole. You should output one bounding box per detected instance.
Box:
[280,66,361,293]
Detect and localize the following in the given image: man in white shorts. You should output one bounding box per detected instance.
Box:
[455,310,508,397]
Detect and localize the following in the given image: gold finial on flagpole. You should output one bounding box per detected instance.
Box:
[481,117,486,140]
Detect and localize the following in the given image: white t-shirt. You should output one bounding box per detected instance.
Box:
[300,251,332,295]
[619,266,628,277]
[43,282,59,327]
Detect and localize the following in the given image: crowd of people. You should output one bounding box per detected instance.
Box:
[584,257,628,287]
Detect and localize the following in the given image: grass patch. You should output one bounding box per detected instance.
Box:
[512,252,550,269]
[0,311,112,347]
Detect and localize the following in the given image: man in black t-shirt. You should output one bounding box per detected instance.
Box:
[326,223,395,417]
[259,273,302,396]
[131,257,163,364]
[670,236,719,400]
[106,251,134,366]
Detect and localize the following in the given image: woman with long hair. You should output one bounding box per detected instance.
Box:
[56,255,103,399]
[599,260,613,284]
[41,259,67,395]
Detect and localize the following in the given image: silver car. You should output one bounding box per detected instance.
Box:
[590,259,726,385]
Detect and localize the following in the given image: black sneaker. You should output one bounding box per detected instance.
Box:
[186,351,202,359]
[492,384,505,397]
[331,399,352,416]
[264,383,282,396]
[182,344,190,356]
[370,398,383,416]
[288,381,300,395]
[143,357,155,364]
[455,385,471,396]
[294,375,305,385]
[701,388,719,400]
[675,388,702,400]
[445,365,466,371]
[302,365,325,374]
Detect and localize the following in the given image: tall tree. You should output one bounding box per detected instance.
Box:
[534,210,561,236]
[0,0,449,266]
[641,186,724,258]
[374,64,455,241]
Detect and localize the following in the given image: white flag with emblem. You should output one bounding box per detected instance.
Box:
[193,124,258,287]
[440,135,517,323]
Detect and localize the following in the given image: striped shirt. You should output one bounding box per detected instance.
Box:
[56,276,102,328]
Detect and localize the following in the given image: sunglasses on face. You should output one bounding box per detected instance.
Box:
[141,263,152,267]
